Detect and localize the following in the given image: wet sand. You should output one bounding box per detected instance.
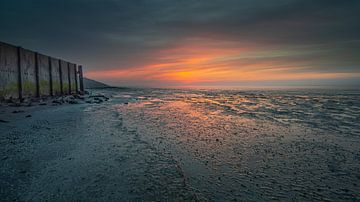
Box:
[1,88,359,201]
[0,96,196,201]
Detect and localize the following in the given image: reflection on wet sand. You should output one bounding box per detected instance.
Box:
[116,89,359,201]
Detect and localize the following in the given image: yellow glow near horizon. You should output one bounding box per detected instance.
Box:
[85,40,360,86]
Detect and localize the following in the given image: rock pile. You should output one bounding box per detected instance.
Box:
[52,94,110,105]
[1,93,110,107]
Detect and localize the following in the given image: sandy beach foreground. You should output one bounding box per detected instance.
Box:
[1,88,359,201]
[1,91,195,201]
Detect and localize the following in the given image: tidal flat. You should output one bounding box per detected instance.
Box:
[1,88,359,201]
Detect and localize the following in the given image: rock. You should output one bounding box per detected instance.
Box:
[0,119,9,123]
[9,103,21,107]
[94,99,103,104]
[25,102,33,107]
[5,98,14,103]
[39,102,47,105]
[52,99,63,105]
[68,100,78,104]
[73,94,85,100]
[25,115,32,118]
[12,110,25,113]
[90,94,109,99]
[63,95,76,103]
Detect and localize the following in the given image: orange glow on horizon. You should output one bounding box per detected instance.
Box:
[85,40,360,86]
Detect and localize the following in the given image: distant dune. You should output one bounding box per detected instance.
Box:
[83,78,111,89]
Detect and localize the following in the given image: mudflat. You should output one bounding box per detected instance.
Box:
[1,88,359,201]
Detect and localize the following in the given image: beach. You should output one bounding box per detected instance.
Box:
[1,88,359,201]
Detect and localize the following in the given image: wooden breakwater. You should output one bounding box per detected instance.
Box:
[0,41,84,101]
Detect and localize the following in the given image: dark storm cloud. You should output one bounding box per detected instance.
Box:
[0,0,359,80]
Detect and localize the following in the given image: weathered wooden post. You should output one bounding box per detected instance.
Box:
[17,47,23,101]
[34,52,40,98]
[67,62,71,94]
[78,65,84,94]
[48,56,53,96]
[74,64,78,93]
[59,59,63,95]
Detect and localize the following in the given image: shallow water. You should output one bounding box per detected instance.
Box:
[106,88,360,200]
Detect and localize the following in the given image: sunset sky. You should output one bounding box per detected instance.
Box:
[1,0,359,88]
